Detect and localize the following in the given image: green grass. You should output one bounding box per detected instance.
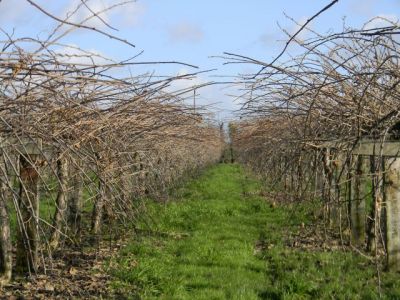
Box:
[8,181,94,242]
[108,164,400,299]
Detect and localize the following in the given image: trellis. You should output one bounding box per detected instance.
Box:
[315,138,400,270]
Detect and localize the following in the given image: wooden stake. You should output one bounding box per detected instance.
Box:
[384,157,400,271]
[0,154,12,283]
[16,154,40,274]
[350,155,367,246]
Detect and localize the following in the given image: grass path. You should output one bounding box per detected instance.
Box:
[109,164,271,299]
[108,164,400,299]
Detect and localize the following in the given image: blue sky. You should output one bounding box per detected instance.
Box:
[0,0,399,121]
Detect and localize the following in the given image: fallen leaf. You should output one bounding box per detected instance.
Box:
[44,283,55,292]
[69,267,78,276]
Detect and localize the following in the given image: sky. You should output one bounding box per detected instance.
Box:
[0,0,399,122]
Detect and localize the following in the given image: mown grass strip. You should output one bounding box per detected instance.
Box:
[108,164,400,299]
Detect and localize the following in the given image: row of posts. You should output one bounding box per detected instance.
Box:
[0,139,92,281]
[323,147,400,271]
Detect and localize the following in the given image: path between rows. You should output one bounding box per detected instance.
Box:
[110,164,272,299]
[108,164,393,299]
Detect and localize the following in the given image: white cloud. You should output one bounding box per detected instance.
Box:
[289,16,311,42]
[258,31,282,48]
[165,69,240,121]
[62,0,145,29]
[166,68,206,94]
[63,0,109,29]
[363,14,399,30]
[168,21,204,43]
[113,1,146,27]
[0,0,145,34]
[53,44,112,65]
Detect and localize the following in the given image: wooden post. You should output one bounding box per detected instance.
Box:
[384,157,400,271]
[0,154,12,283]
[16,153,40,274]
[350,155,367,246]
[67,162,83,238]
[49,156,69,250]
[91,173,106,237]
[332,151,342,228]
[322,148,334,226]
[366,155,383,253]
[296,152,303,199]
[313,150,320,198]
